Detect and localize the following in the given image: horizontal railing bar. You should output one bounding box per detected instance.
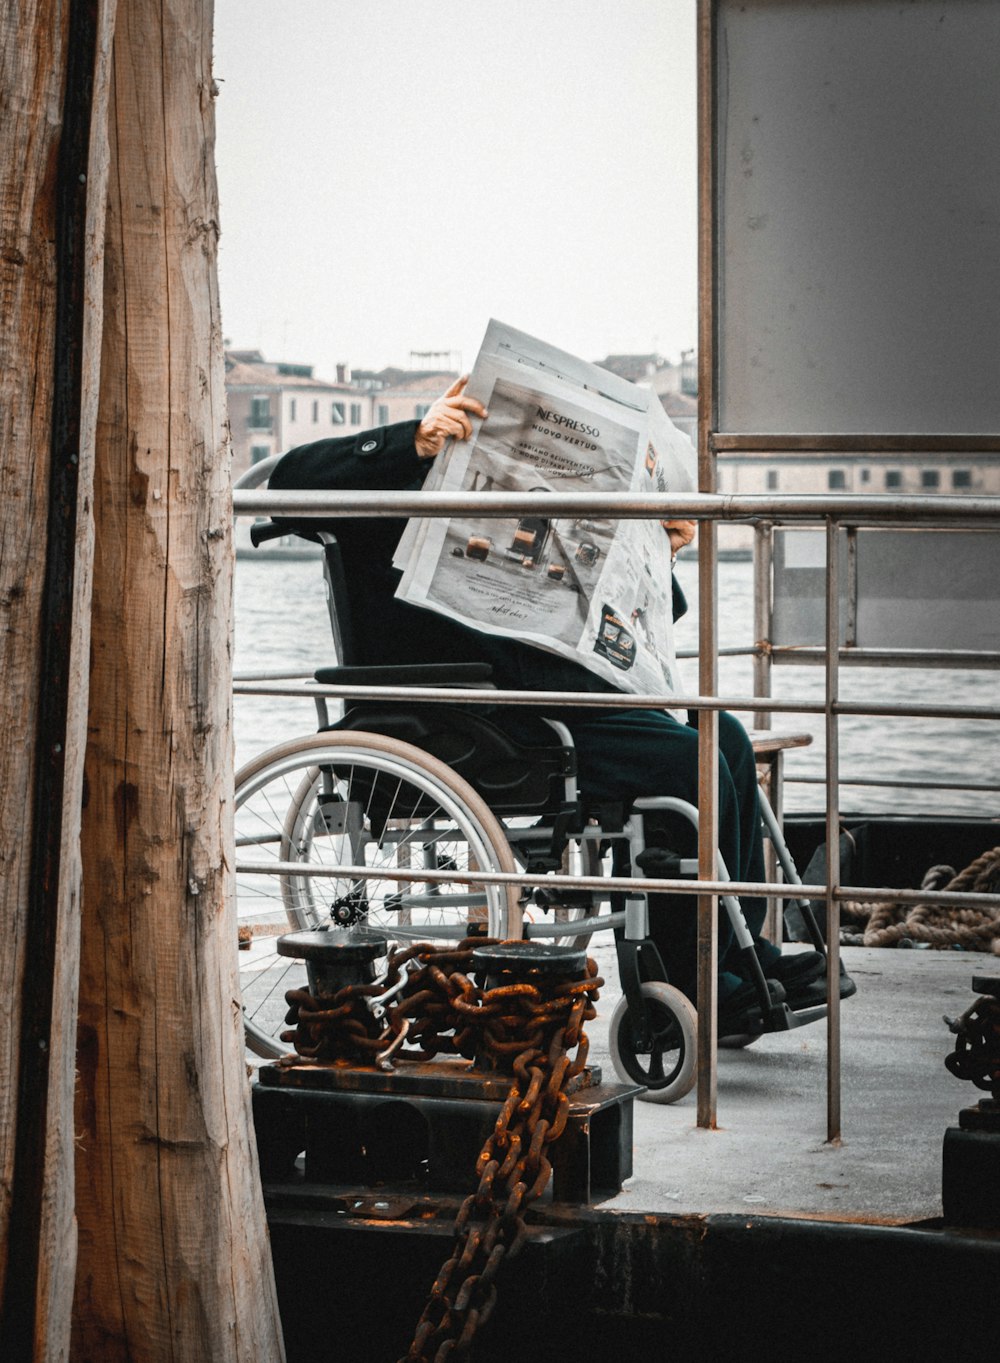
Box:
[234,859,1000,912]
[667,646,1000,670]
[231,679,1000,722]
[233,488,1000,525]
[789,776,1000,793]
[772,648,1000,670]
[834,699,1000,719]
[710,434,1000,453]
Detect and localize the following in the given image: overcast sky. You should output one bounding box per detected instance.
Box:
[212,1,697,378]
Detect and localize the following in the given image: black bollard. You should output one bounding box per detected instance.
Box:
[277,926,388,998]
[942,973,1000,1229]
[470,941,591,1073]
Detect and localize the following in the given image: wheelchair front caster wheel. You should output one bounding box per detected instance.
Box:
[609,981,697,1104]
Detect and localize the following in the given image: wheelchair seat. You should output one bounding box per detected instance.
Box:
[328,701,574,818]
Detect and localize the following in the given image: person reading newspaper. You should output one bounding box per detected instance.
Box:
[270,377,840,1033]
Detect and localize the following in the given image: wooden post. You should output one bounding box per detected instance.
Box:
[72,1,285,1358]
[0,3,115,1359]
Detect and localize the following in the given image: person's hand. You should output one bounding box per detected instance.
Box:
[414,376,488,459]
[661,518,697,558]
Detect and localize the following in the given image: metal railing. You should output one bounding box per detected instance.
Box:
[233,484,1000,1138]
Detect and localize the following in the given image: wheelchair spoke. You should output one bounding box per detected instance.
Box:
[235,732,517,1057]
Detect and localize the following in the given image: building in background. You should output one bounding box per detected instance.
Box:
[225,350,367,483]
[595,350,698,442]
[348,367,460,428]
[714,450,999,498]
[227,348,998,507]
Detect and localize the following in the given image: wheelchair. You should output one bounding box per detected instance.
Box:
[235,520,831,1103]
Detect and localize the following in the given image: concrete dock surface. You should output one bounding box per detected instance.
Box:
[585,941,984,1223]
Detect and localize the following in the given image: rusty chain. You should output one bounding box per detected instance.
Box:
[399,954,602,1363]
[280,938,603,1360]
[945,992,1000,1101]
[281,936,498,1062]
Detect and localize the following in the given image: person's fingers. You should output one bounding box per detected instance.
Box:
[446,394,488,419]
[415,380,487,457]
[435,410,473,441]
[661,518,697,544]
[415,414,471,457]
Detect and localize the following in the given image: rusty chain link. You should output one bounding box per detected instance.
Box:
[280,937,603,1360]
[399,953,602,1363]
[281,936,498,1062]
[945,992,1000,1100]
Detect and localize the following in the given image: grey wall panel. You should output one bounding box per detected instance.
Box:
[854,530,1000,649]
[717,0,1000,435]
[772,528,1000,648]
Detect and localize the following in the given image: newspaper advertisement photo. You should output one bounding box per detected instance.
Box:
[395,321,697,696]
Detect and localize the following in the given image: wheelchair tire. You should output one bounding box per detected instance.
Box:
[609,981,697,1104]
[234,730,521,1058]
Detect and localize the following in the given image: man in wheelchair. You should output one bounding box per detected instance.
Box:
[268,377,847,1039]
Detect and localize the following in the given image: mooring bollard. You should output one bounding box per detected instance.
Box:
[942,973,1000,1229]
[469,941,590,1073]
[277,927,388,1060]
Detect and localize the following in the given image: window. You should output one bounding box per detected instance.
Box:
[921,469,940,489]
[860,468,870,483]
[249,395,271,428]
[312,400,319,422]
[827,469,846,490]
[288,398,297,422]
[415,404,431,419]
[377,403,390,425]
[350,403,362,425]
[250,444,270,464]
[885,470,902,489]
[952,469,972,489]
[331,401,346,424]
[766,469,778,490]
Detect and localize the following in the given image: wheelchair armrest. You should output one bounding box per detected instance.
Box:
[249,519,323,548]
[249,520,289,547]
[313,662,495,688]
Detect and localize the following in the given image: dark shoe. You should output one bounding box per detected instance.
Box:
[780,960,857,1010]
[718,978,786,1037]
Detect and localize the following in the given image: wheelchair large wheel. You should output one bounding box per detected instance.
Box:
[609,981,697,1104]
[235,730,521,1058]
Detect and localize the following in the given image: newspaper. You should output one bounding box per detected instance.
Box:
[395,320,697,695]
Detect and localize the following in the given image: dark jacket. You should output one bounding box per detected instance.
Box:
[269,420,686,698]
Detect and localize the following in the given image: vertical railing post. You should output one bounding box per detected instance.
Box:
[695,0,719,1129]
[825,517,842,1143]
[753,521,773,729]
[754,520,783,943]
[696,521,720,1130]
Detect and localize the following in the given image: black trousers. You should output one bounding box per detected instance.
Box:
[561,708,768,1000]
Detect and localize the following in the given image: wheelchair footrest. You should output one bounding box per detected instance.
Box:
[737,1000,828,1040]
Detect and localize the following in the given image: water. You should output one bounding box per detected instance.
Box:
[234,555,999,819]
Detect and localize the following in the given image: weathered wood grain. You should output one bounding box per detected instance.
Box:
[72,1,285,1359]
[0,2,114,1358]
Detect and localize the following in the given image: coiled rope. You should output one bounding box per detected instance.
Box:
[841,847,1000,953]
